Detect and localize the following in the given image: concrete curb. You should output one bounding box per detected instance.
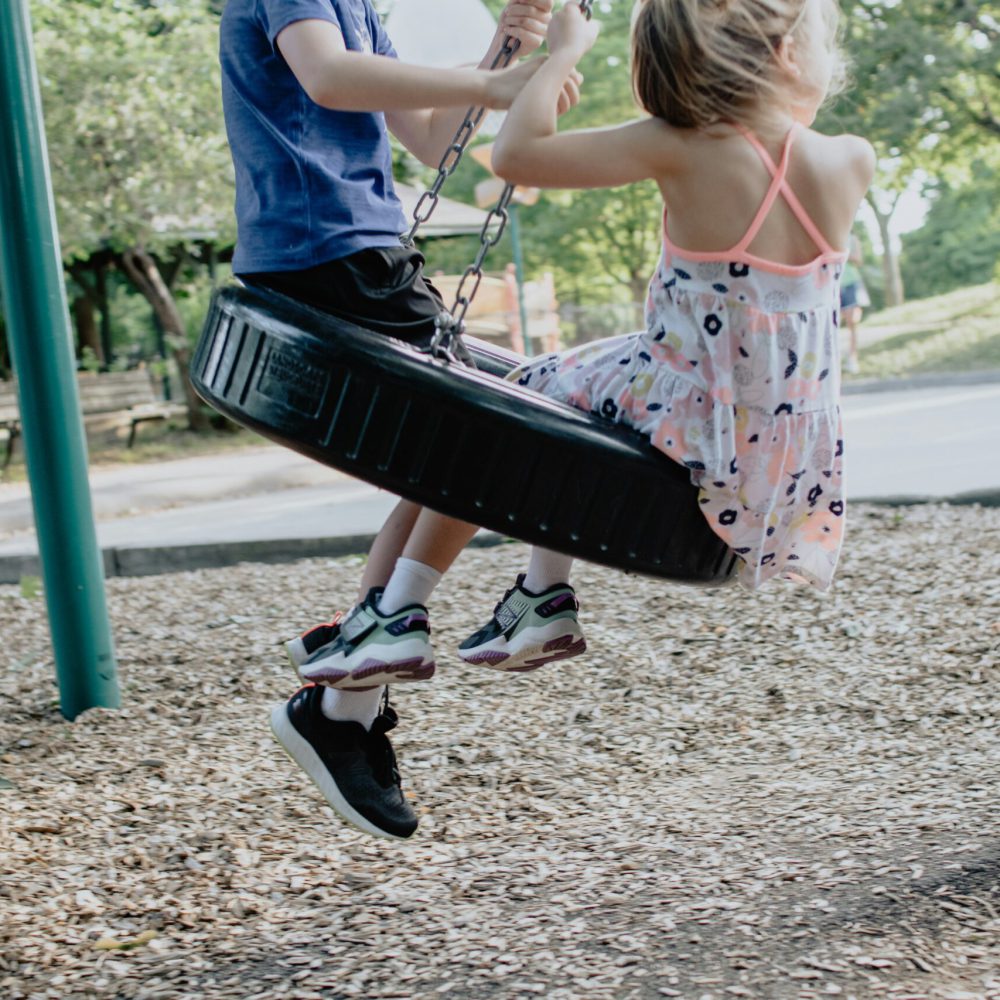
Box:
[0,531,510,585]
[853,488,1000,509]
[2,487,998,583]
[841,369,1000,395]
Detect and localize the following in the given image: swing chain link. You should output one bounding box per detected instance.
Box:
[415,0,595,362]
[405,36,520,245]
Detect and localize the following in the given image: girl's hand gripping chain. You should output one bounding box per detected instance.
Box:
[547,2,601,60]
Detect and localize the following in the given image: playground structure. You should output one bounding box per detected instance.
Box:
[0,0,118,718]
[432,266,562,355]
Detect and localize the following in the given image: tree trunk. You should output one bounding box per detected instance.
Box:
[865,192,905,307]
[120,246,210,431]
[72,294,102,365]
[67,262,104,365]
[94,261,113,364]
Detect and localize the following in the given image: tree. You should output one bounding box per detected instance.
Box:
[901,162,1000,297]
[820,1,1000,305]
[32,0,235,428]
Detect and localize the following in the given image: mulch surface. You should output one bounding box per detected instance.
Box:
[2,503,999,999]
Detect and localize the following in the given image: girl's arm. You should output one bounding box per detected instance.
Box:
[387,1,567,167]
[492,5,674,188]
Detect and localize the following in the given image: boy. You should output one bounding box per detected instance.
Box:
[219,0,577,840]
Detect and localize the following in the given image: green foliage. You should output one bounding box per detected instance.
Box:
[418,0,658,312]
[858,282,1000,377]
[31,0,235,261]
[900,164,1000,299]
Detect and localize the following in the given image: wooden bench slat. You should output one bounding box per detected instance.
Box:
[0,369,188,466]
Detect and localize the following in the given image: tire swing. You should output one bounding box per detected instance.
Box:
[192,10,738,586]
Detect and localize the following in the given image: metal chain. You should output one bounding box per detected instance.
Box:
[408,0,595,361]
[404,36,521,245]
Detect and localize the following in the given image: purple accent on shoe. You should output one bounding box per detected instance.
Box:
[351,657,433,681]
[518,635,587,670]
[300,664,350,684]
[399,613,429,630]
[462,649,510,666]
[303,658,435,687]
[537,593,578,617]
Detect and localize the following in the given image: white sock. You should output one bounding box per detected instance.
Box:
[379,557,442,614]
[321,685,384,729]
[523,548,574,595]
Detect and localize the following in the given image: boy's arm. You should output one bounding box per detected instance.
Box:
[276,19,543,116]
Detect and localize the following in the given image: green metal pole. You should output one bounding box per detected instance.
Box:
[509,204,532,357]
[0,0,119,719]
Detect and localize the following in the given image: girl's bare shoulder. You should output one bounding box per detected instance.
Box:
[801,128,877,189]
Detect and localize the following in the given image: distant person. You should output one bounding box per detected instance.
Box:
[292,0,876,832]
[839,232,869,373]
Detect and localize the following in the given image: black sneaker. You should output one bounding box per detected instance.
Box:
[269,685,418,840]
[284,612,344,671]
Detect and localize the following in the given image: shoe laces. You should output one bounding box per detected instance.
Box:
[365,691,401,787]
[491,576,523,618]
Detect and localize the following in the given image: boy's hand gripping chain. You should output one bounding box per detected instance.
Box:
[405,0,595,363]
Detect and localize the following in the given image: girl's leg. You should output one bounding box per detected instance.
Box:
[315,511,476,716]
[523,547,574,593]
[457,543,585,671]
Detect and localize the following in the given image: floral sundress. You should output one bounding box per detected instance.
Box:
[511,125,849,591]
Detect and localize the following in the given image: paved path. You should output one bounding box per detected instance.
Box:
[0,380,997,581]
[842,381,1000,500]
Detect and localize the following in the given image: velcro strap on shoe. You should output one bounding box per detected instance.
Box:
[341,604,379,643]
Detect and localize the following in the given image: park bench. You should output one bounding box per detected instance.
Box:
[0,368,186,467]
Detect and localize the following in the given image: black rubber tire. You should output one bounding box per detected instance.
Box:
[191,284,738,584]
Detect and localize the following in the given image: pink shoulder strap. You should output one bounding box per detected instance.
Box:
[735,124,836,256]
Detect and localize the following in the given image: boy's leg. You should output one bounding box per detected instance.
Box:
[272,499,426,841]
[298,509,477,687]
[283,497,422,669]
[262,249,460,839]
[358,498,423,601]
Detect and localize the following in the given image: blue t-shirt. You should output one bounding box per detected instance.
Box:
[220,0,407,273]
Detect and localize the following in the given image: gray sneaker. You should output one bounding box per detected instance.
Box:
[458,575,586,672]
[285,612,343,671]
[298,588,435,689]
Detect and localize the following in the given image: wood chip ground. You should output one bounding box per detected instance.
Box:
[1,503,998,999]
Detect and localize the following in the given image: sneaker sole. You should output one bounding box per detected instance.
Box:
[459,622,586,673]
[302,656,436,689]
[300,637,436,689]
[269,703,411,842]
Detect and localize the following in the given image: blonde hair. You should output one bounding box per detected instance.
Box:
[631,0,847,130]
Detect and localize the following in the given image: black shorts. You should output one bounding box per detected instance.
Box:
[240,245,448,348]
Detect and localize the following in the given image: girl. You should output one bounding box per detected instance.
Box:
[290,0,875,825]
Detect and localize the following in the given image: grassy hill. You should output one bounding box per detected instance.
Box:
[855,281,1000,379]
